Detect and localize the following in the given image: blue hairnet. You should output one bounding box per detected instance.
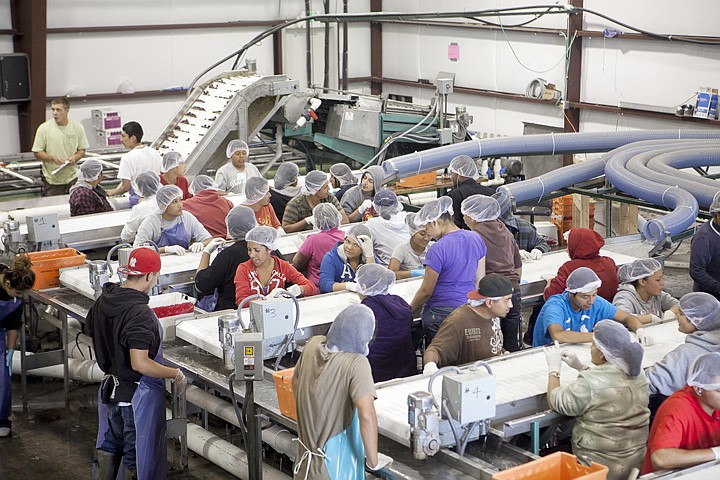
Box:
[326,304,376,355]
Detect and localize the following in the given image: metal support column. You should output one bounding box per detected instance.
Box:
[562,0,583,167]
[370,0,383,95]
[246,381,263,480]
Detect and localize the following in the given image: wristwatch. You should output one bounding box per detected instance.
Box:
[548,371,561,379]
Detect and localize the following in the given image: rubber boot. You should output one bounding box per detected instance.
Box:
[124,468,137,480]
[95,449,121,480]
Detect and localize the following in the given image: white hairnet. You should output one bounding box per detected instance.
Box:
[300,170,329,195]
[373,188,402,220]
[330,163,356,186]
[415,196,454,227]
[711,191,720,213]
[565,267,602,294]
[679,292,720,331]
[245,226,279,251]
[136,171,160,198]
[355,263,395,296]
[243,176,269,204]
[274,163,299,190]
[226,140,249,158]
[155,185,182,212]
[617,258,662,284]
[189,175,216,195]
[161,151,183,173]
[593,320,644,377]
[405,212,424,235]
[449,155,479,180]
[226,206,257,240]
[78,159,103,182]
[326,304,376,355]
[687,352,720,390]
[313,203,342,231]
[461,194,501,222]
[346,224,373,246]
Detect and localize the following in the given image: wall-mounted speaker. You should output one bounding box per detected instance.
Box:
[0,53,31,103]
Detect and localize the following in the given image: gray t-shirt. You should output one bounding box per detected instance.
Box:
[612,284,679,317]
[391,242,425,271]
[365,215,411,266]
[133,211,211,248]
[214,161,261,194]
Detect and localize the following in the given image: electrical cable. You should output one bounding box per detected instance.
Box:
[228,372,249,446]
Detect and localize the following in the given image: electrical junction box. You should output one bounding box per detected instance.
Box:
[442,369,496,424]
[249,297,295,340]
[234,331,263,381]
[435,71,455,94]
[438,128,453,145]
[26,214,60,242]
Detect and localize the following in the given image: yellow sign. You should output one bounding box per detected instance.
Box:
[245,346,254,355]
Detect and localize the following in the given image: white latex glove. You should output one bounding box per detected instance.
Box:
[203,238,225,255]
[712,446,720,461]
[423,362,438,376]
[366,452,393,471]
[267,287,282,298]
[519,249,532,260]
[164,245,186,256]
[287,284,303,297]
[174,370,187,396]
[561,351,589,371]
[356,234,374,258]
[636,328,654,347]
[345,282,358,292]
[530,248,543,260]
[662,310,677,321]
[358,199,373,214]
[650,314,662,324]
[304,216,315,227]
[189,242,205,253]
[277,227,286,236]
[543,340,562,375]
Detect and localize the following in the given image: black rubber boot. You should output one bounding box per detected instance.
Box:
[95,449,121,480]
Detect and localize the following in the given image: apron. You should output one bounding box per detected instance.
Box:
[128,185,139,209]
[156,218,189,249]
[0,298,22,422]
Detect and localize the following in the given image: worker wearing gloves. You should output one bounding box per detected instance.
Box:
[388,212,431,280]
[341,166,385,222]
[293,203,345,286]
[612,258,681,324]
[159,151,192,200]
[689,191,720,300]
[121,172,161,243]
[269,162,301,221]
[461,194,523,351]
[329,163,357,200]
[409,196,487,345]
[319,224,375,293]
[133,185,212,255]
[283,170,348,233]
[494,191,549,260]
[292,304,393,479]
[68,159,114,216]
[0,255,35,438]
[423,274,511,375]
[355,264,417,382]
[544,320,650,480]
[444,154,494,230]
[643,352,720,474]
[214,139,261,195]
[195,206,258,311]
[533,267,650,347]
[182,175,234,239]
[364,189,411,266]
[243,176,282,229]
[86,248,187,480]
[234,226,318,306]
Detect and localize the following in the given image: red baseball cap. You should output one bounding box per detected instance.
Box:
[117,248,162,275]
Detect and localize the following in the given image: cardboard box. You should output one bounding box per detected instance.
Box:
[96,128,123,146]
[92,108,122,130]
[694,87,718,119]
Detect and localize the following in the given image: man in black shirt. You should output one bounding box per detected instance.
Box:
[445,155,495,229]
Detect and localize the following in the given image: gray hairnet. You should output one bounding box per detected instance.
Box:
[226,206,257,240]
[617,258,663,284]
[687,352,720,390]
[329,163,356,186]
[415,196,454,227]
[135,171,160,198]
[155,185,183,212]
[405,212,424,235]
[189,175,216,195]
[78,159,103,182]
[449,155,479,180]
[313,203,342,231]
[161,151,183,173]
[274,163,299,190]
[373,188,402,220]
[346,224,373,246]
[300,170,329,196]
[326,304,376,355]
[461,194,501,222]
[679,292,720,331]
[243,176,269,204]
[710,191,720,213]
[245,226,279,251]
[593,320,644,377]
[355,263,395,296]
[565,267,602,294]
[226,140,249,158]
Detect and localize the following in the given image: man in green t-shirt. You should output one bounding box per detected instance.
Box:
[32,97,89,196]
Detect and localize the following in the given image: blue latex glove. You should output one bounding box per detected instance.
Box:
[6,349,13,376]
[410,268,425,277]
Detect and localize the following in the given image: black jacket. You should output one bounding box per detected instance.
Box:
[446,179,495,229]
[195,240,250,311]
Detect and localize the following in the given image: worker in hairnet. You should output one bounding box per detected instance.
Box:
[195,206,258,311]
[159,151,192,199]
[269,162,301,221]
[409,196,487,345]
[365,189,410,266]
[613,258,680,324]
[544,320,650,480]
[68,159,114,216]
[533,267,650,347]
[444,155,494,230]
[493,191,550,260]
[354,264,416,382]
[423,274,510,374]
[461,194,523,351]
[292,304,393,479]
[389,212,431,280]
[341,166,385,222]
[319,224,375,293]
[182,175,234,239]
[329,163,357,200]
[642,352,720,474]
[234,226,318,306]
[243,176,282,229]
[689,191,720,300]
[215,140,261,195]
[121,172,161,243]
[283,170,348,233]
[293,203,345,286]
[133,185,212,255]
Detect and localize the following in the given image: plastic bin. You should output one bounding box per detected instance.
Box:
[398,171,437,188]
[492,452,608,480]
[27,248,87,290]
[272,368,297,421]
[149,292,196,340]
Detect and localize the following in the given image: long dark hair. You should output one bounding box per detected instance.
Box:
[4,255,36,292]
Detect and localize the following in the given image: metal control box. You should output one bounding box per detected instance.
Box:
[442,369,496,424]
[26,214,60,242]
[250,297,295,340]
[234,331,263,381]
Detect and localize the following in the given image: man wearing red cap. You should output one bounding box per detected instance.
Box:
[87,248,187,480]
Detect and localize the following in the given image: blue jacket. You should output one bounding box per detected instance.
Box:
[689,220,720,299]
[319,244,357,293]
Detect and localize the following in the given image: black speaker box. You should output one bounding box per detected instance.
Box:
[0,53,31,102]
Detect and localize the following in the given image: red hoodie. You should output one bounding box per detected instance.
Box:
[544,228,618,301]
[182,190,234,239]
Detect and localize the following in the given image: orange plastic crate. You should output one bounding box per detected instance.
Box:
[272,368,297,421]
[492,452,608,480]
[26,248,86,290]
[398,171,437,188]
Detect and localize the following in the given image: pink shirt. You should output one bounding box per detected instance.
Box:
[298,227,345,286]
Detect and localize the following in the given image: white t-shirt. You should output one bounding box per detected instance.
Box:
[117,146,162,193]
[121,195,158,242]
[365,213,411,266]
[215,161,261,194]
[391,242,426,271]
